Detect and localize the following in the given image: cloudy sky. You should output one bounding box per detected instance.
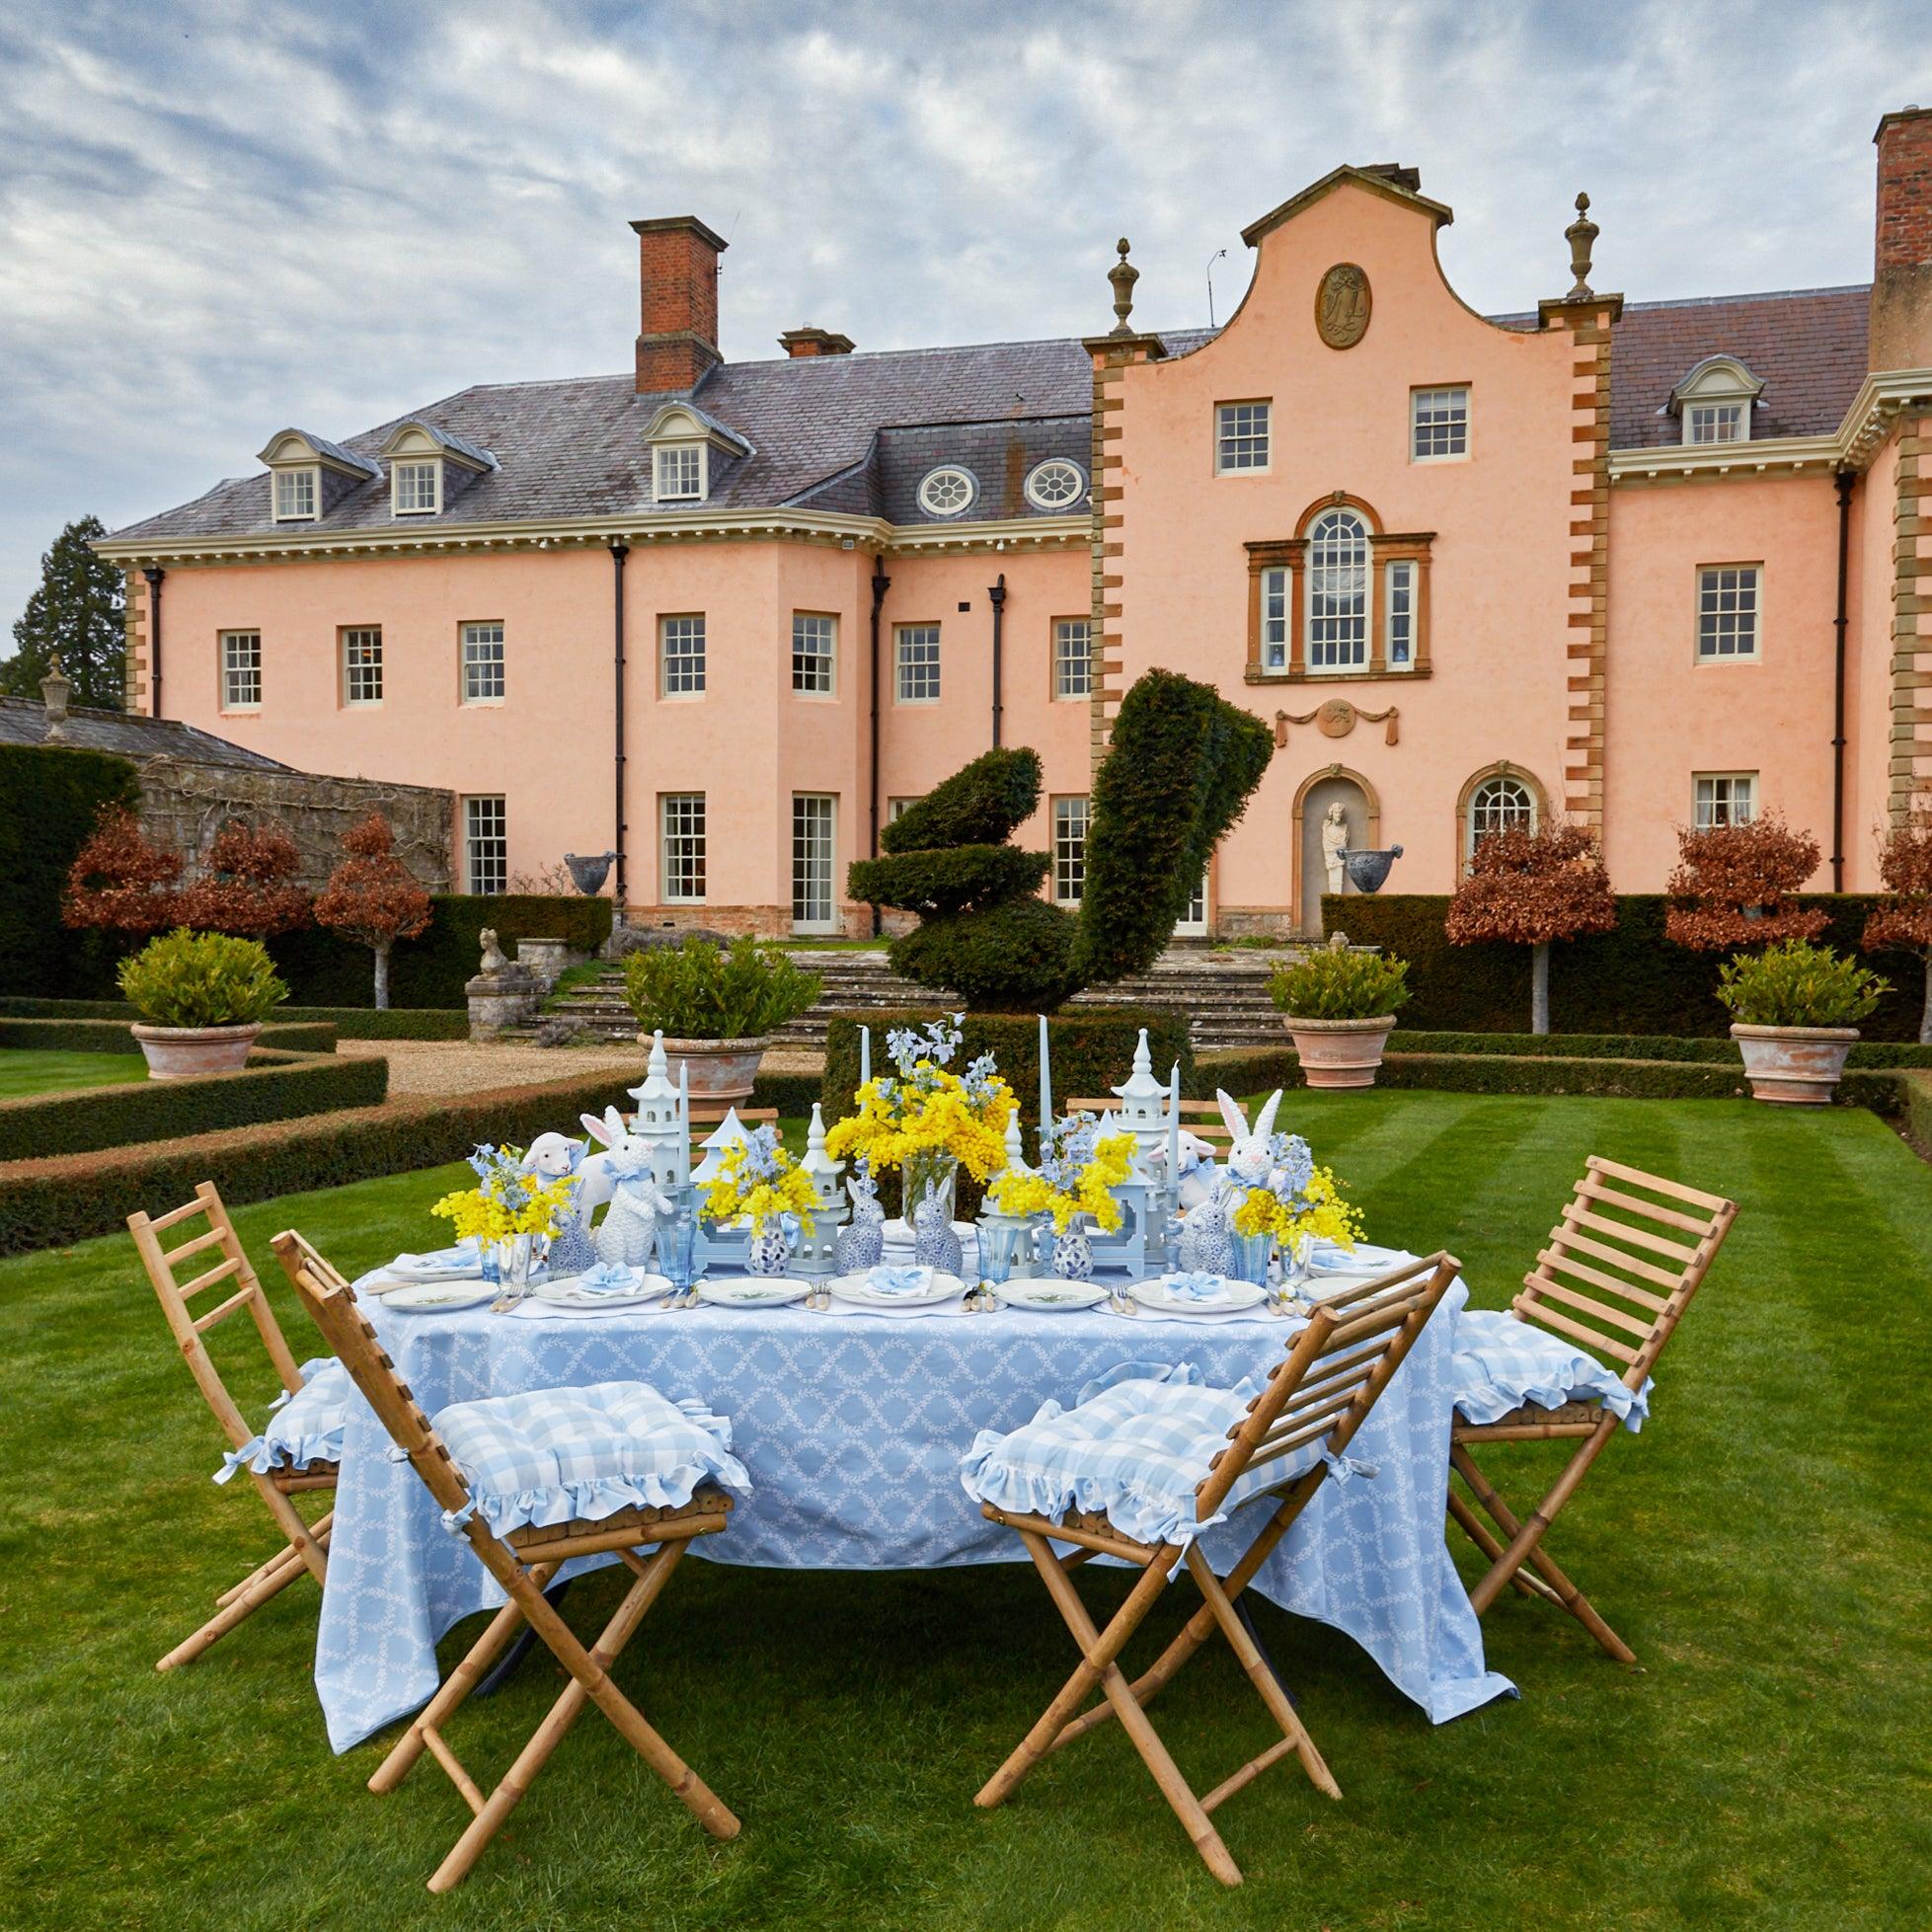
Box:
[2,0,1928,641]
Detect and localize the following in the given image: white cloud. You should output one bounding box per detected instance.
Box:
[1,0,1927,631]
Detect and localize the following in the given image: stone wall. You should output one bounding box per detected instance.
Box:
[136,757,453,890]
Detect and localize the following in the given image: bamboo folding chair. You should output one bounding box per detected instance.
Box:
[974,1252,1460,1886]
[270,1228,740,1893]
[1446,1156,1738,1663]
[127,1181,336,1672]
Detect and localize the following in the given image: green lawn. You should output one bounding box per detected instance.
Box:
[1,1091,1928,1929]
[0,1048,148,1098]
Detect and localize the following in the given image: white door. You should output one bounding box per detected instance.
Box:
[1174,868,1210,938]
[792,794,837,934]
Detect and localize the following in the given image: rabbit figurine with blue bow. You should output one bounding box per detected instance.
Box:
[833,1164,886,1275]
[911,1179,964,1275]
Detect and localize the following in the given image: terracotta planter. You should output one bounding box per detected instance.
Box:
[1281,1014,1397,1090]
[129,1021,263,1080]
[1730,1022,1858,1105]
[652,1034,770,1106]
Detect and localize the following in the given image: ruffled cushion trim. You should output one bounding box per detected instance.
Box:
[212,1357,349,1484]
[1451,1310,1652,1432]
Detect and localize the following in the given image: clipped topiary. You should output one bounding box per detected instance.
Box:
[851,671,1273,1010]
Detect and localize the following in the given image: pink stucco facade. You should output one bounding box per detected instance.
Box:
[101,118,1932,933]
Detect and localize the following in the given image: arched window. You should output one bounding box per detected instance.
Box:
[1305,508,1369,670]
[1466,774,1536,857]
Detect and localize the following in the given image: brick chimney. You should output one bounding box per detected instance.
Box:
[630,215,728,393]
[779,326,855,357]
[1873,106,1932,371]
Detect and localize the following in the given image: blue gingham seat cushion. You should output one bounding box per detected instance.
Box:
[1451,1308,1653,1432]
[960,1362,1348,1549]
[214,1356,352,1484]
[430,1380,750,1539]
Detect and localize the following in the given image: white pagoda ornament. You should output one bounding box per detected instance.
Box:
[627,1031,691,1197]
[690,1107,754,1270]
[794,1103,846,1278]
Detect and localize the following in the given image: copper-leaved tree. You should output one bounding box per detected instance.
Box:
[174,818,311,940]
[1444,821,1617,1035]
[1663,814,1828,952]
[1864,801,1932,1043]
[61,803,183,936]
[313,812,431,1009]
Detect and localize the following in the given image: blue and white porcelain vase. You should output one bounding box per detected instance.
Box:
[1050,1213,1095,1281]
[746,1217,794,1277]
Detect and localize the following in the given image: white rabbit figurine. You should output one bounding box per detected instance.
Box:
[910,1179,964,1275]
[578,1106,673,1271]
[1177,1176,1236,1275]
[833,1167,886,1274]
[1216,1088,1285,1191]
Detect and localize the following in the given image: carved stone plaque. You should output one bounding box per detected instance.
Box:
[1316,698,1355,737]
[1315,264,1371,348]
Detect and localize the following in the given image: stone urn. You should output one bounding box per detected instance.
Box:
[1338,845,1404,893]
[1729,1023,1859,1105]
[1281,1014,1398,1090]
[129,1022,263,1080]
[657,1035,771,1105]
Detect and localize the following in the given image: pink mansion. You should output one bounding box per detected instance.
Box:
[99,110,1932,939]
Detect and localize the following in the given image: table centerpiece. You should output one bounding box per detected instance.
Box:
[986,1109,1135,1279]
[699,1122,818,1275]
[1224,1130,1362,1283]
[430,1143,580,1293]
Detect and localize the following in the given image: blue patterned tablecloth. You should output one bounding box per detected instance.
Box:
[313,1279,1513,1752]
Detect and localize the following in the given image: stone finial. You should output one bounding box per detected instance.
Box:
[1108,237,1139,336]
[39,654,71,739]
[1565,192,1598,299]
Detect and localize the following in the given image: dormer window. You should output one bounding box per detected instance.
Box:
[654,443,705,502]
[374,420,497,519]
[273,468,318,521]
[1666,356,1764,448]
[392,460,440,514]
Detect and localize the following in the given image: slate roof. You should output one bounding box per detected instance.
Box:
[0,696,295,770]
[108,286,1873,547]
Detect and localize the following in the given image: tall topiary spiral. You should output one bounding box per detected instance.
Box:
[848,668,1273,1010]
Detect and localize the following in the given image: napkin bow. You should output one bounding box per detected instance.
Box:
[577,1262,637,1292]
[1167,1272,1228,1301]
[868,1265,929,1295]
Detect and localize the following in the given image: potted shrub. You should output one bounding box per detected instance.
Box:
[117,927,288,1079]
[1717,939,1889,1104]
[1269,938,1411,1088]
[621,936,822,1102]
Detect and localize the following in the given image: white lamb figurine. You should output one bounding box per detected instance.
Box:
[578,1107,674,1272]
[520,1131,594,1275]
[1151,1129,1222,1212]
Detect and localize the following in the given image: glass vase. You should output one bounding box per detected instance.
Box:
[900,1148,959,1226]
[1228,1229,1274,1287]
[492,1233,536,1294]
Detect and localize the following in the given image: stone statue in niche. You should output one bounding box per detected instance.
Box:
[1321,801,1350,895]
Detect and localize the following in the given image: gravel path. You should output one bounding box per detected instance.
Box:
[338,1038,824,1099]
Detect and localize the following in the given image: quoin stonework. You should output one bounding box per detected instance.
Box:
[97,112,1932,938]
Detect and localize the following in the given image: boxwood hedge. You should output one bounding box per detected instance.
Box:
[0,1018,339,1054]
[0,997,469,1040]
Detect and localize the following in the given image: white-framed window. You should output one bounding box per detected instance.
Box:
[660,794,706,901]
[461,621,504,703]
[887,796,922,822]
[463,795,507,895]
[1052,797,1089,904]
[1466,775,1536,858]
[792,793,837,932]
[272,468,317,521]
[792,612,836,695]
[1411,386,1469,460]
[392,460,439,514]
[1693,772,1757,828]
[895,624,941,703]
[653,443,705,502]
[1260,566,1289,670]
[916,466,977,517]
[1697,566,1761,660]
[1215,401,1271,473]
[1686,403,1744,445]
[341,626,383,706]
[1052,618,1092,699]
[1306,509,1369,670]
[659,614,706,695]
[1025,458,1086,511]
[219,631,261,710]
[1176,868,1209,937]
[1384,561,1416,670]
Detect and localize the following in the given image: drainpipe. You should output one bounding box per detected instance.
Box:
[610,541,630,912]
[868,562,891,937]
[988,572,1008,747]
[1830,471,1852,892]
[141,567,164,718]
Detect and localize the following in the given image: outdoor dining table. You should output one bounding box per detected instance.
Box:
[312,1271,1516,1753]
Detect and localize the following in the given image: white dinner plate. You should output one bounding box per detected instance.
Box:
[385,1244,486,1282]
[698,1276,811,1308]
[1306,1243,1417,1279]
[377,1280,499,1311]
[994,1279,1111,1311]
[534,1272,671,1310]
[1129,1273,1269,1316]
[829,1268,966,1309]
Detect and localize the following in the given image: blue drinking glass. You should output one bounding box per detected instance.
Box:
[1229,1229,1274,1287]
[980,1219,1022,1285]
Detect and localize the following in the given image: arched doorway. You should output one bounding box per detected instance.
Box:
[1291,765,1380,937]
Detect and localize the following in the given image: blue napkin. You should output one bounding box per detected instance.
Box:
[868,1265,931,1296]
[575,1262,640,1294]
[1166,1273,1229,1302]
